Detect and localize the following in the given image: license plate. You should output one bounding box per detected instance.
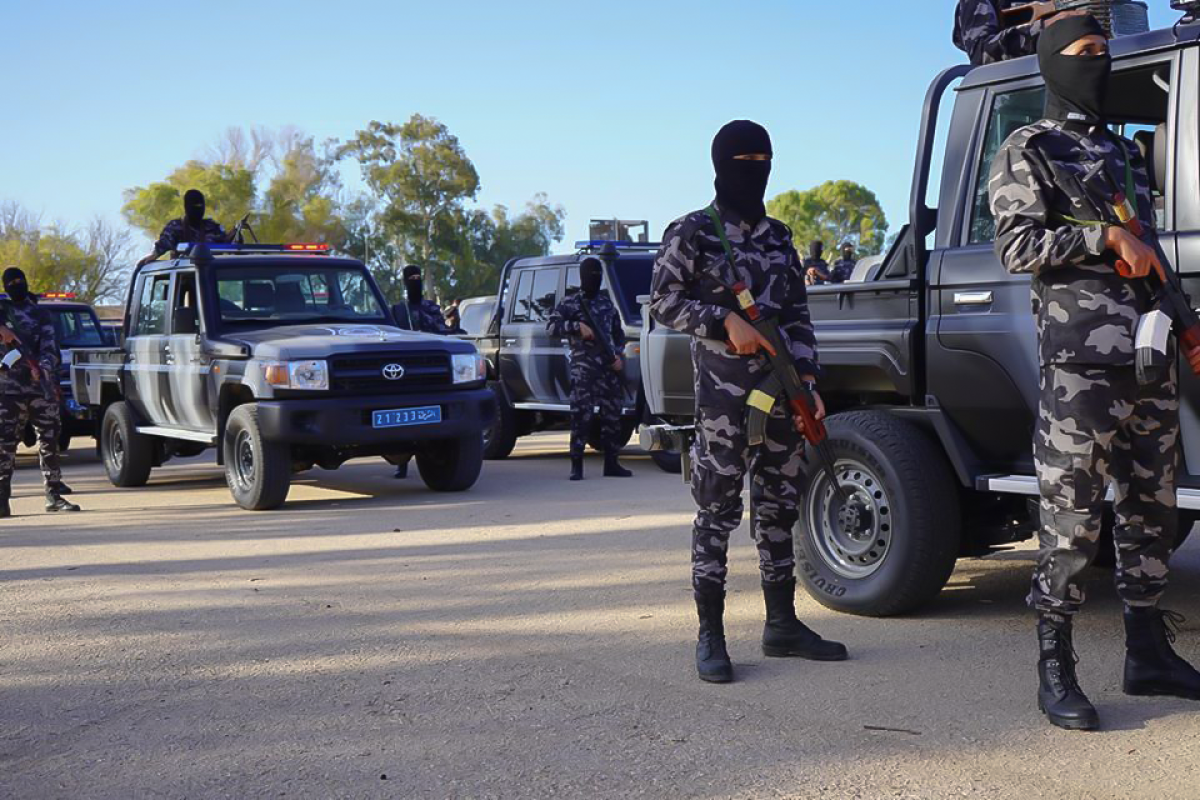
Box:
[372,406,442,429]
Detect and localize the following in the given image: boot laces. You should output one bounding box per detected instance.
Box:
[1161,609,1185,645]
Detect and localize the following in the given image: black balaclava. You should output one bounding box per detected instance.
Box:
[403,265,423,305]
[1038,14,1110,125]
[579,257,603,298]
[809,241,824,261]
[2,267,30,303]
[711,120,773,224]
[183,189,206,227]
[841,244,854,261]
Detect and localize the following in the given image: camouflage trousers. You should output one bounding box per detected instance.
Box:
[691,403,806,591]
[1030,364,1179,619]
[0,392,62,492]
[569,364,624,458]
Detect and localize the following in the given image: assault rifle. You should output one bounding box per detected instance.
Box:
[577,294,620,367]
[702,207,849,504]
[1002,0,1113,33]
[1077,156,1200,375]
[0,303,43,383]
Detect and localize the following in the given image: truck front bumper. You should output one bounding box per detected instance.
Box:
[254,387,494,446]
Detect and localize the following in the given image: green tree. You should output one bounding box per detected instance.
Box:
[767,180,888,257]
[256,136,347,247]
[450,194,566,299]
[337,115,480,301]
[122,160,257,241]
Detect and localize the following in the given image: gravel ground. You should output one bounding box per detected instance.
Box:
[3,433,1200,800]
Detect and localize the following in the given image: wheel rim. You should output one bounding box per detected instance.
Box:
[231,430,256,490]
[108,424,125,473]
[804,457,893,579]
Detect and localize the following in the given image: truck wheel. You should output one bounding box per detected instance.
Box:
[483,382,518,460]
[650,450,683,474]
[418,434,483,492]
[101,401,153,487]
[587,417,637,452]
[794,411,961,617]
[223,404,291,511]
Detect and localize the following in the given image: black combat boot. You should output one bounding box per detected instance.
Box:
[569,456,584,481]
[695,584,733,683]
[603,449,631,478]
[761,579,848,661]
[393,461,408,479]
[1123,607,1200,700]
[1037,616,1099,730]
[0,484,10,519]
[45,489,80,513]
[49,480,72,495]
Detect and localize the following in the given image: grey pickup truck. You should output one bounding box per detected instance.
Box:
[641,23,1200,616]
[71,242,492,510]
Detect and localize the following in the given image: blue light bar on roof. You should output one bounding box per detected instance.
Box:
[176,242,330,254]
[574,240,654,250]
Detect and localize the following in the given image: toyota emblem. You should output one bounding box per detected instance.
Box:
[381,363,405,380]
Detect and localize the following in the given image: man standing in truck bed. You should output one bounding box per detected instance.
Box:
[651,120,847,684]
[954,0,1044,65]
[989,12,1200,731]
[547,256,631,481]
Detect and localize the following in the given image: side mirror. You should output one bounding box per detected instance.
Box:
[101,327,118,346]
[172,306,199,335]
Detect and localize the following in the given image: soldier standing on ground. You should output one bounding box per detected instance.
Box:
[954,0,1044,66]
[830,243,857,284]
[990,12,1200,731]
[651,120,848,684]
[136,189,229,268]
[547,257,631,481]
[0,267,80,517]
[803,240,830,285]
[392,265,453,479]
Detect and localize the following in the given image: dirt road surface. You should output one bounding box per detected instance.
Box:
[3,434,1200,799]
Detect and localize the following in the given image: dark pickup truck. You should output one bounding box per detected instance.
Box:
[473,242,664,464]
[71,243,491,510]
[641,24,1200,616]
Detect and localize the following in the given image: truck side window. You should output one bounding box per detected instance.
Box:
[529,269,559,322]
[969,87,1045,244]
[509,270,536,323]
[134,275,171,336]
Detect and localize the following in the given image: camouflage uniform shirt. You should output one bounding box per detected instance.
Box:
[953,0,1041,66]
[803,257,832,286]
[0,298,58,397]
[402,298,453,335]
[651,202,819,410]
[547,291,626,368]
[152,217,229,258]
[990,119,1155,366]
[829,258,856,284]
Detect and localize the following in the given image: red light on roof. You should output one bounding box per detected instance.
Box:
[285,243,330,252]
[41,292,77,299]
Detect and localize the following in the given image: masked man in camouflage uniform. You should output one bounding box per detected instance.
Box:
[0,268,80,516]
[137,189,229,268]
[802,240,831,286]
[829,243,857,284]
[954,0,1044,66]
[652,120,848,684]
[990,14,1200,731]
[391,265,453,478]
[547,256,630,481]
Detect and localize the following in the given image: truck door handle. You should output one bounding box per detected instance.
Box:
[504,339,517,345]
[954,291,994,306]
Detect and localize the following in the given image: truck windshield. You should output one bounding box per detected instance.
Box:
[50,308,105,347]
[215,264,386,326]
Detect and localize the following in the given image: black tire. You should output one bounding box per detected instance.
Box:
[101,401,153,487]
[223,404,291,511]
[794,411,961,617]
[650,449,683,474]
[483,382,518,460]
[587,416,637,453]
[417,434,484,492]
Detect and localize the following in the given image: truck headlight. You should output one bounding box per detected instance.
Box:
[264,360,329,390]
[451,353,486,384]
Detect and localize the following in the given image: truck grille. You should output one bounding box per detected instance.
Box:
[330,352,452,394]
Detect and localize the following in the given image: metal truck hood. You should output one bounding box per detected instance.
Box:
[224,324,469,359]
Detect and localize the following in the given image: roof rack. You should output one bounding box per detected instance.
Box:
[574,240,660,253]
[176,242,331,257]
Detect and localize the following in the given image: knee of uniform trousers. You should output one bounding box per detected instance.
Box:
[1040,501,1104,543]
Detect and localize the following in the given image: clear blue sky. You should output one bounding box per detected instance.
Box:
[0,1,1181,251]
